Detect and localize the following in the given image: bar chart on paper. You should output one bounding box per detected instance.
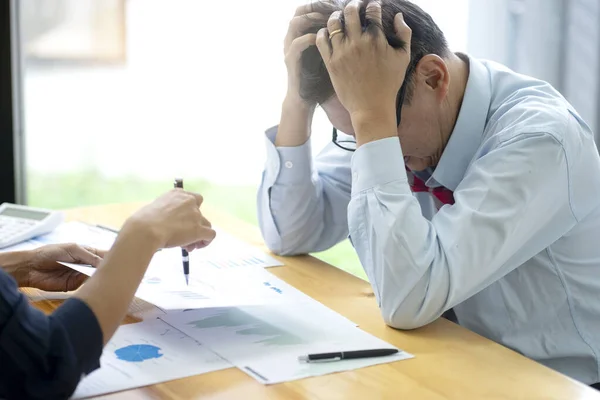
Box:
[162,305,330,365]
[185,307,311,347]
[72,319,230,399]
[188,229,283,270]
[162,304,412,384]
[202,255,276,269]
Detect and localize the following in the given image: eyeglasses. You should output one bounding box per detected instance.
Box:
[332,84,407,152]
[332,128,357,151]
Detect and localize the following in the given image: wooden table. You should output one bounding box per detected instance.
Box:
[25,203,600,399]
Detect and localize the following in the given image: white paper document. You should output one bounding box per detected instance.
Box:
[189,229,283,269]
[0,222,117,255]
[135,267,316,310]
[71,319,231,399]
[63,251,318,311]
[161,303,413,384]
[32,221,118,249]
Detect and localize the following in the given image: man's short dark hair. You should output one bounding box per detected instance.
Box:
[299,0,449,106]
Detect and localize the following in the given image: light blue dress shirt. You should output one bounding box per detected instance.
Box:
[257,55,600,384]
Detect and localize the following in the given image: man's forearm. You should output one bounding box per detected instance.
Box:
[351,109,398,148]
[275,96,316,147]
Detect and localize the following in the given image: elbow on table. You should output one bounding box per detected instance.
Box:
[382,312,428,331]
[380,301,438,331]
[269,246,308,257]
[262,236,308,257]
[259,222,309,257]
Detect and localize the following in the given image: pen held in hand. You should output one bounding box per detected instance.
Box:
[174,178,190,286]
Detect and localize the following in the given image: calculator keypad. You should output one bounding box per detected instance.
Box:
[0,216,37,242]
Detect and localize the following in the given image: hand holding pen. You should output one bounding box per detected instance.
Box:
[172,179,216,284]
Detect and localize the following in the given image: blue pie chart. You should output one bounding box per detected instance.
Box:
[115,344,163,362]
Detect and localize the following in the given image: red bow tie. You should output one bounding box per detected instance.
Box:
[406,168,455,206]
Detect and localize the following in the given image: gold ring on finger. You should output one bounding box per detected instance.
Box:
[329,29,344,40]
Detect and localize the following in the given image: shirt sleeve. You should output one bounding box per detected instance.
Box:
[0,269,103,400]
[348,133,578,329]
[257,125,354,255]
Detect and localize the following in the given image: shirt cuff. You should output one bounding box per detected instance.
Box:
[351,137,410,196]
[263,125,313,186]
[52,298,104,375]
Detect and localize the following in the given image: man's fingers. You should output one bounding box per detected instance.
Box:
[285,13,325,49]
[343,0,362,39]
[289,12,326,35]
[316,28,332,63]
[365,1,384,38]
[394,13,412,54]
[294,3,315,16]
[287,33,317,60]
[327,11,344,48]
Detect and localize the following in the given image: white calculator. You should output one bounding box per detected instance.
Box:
[0,203,64,249]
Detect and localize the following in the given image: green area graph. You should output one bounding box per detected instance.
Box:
[187,308,307,346]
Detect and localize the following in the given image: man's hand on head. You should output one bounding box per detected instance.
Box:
[315,1,412,147]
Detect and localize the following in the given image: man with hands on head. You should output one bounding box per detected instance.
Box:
[258,0,600,387]
[0,189,216,399]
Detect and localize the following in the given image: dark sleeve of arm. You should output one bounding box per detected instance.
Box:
[0,270,103,400]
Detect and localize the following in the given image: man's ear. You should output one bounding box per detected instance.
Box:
[415,54,450,100]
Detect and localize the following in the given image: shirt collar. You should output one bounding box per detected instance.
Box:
[429,54,492,191]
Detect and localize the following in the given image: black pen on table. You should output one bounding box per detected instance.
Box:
[95,224,119,235]
[174,178,190,285]
[298,348,398,363]
[92,223,162,251]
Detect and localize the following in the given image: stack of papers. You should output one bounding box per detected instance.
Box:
[8,222,412,397]
[65,252,343,311]
[161,303,412,385]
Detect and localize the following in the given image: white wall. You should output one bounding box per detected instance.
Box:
[22,0,471,185]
